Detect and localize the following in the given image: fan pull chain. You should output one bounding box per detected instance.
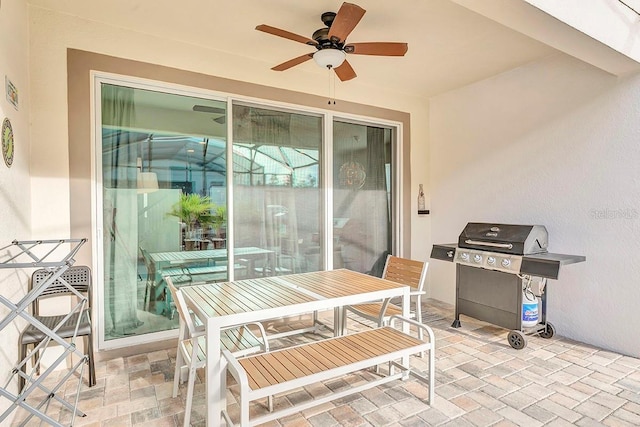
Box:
[327,67,336,105]
[327,67,333,105]
[332,70,336,105]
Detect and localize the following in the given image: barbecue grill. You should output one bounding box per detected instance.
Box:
[431,222,585,349]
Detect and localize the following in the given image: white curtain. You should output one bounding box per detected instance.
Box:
[102,84,143,337]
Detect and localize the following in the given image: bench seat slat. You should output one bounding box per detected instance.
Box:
[266,351,309,380]
[331,333,382,360]
[256,352,298,384]
[279,347,323,377]
[238,327,424,391]
[318,337,374,366]
[377,327,424,349]
[296,344,340,371]
[241,358,277,390]
[317,339,362,364]
[312,340,360,365]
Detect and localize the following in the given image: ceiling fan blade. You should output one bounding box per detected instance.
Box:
[256,24,318,46]
[272,53,314,71]
[334,60,357,82]
[344,42,408,56]
[193,105,226,114]
[328,2,366,43]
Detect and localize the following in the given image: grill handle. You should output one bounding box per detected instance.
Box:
[464,240,513,249]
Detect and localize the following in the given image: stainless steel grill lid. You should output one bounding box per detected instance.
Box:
[458,223,548,255]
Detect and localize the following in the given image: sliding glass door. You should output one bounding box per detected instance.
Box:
[96,78,399,348]
[100,83,228,340]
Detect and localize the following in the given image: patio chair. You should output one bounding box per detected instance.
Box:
[167,278,271,427]
[18,266,96,391]
[342,255,429,343]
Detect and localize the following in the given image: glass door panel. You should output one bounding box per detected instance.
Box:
[232,104,323,276]
[333,121,393,274]
[100,83,227,340]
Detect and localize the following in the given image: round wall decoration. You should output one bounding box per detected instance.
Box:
[2,117,14,167]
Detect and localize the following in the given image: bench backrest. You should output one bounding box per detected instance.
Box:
[382,255,429,293]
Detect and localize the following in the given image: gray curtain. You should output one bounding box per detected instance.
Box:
[102,84,143,337]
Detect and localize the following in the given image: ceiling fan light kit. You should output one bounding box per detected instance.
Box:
[313,49,346,69]
[256,2,408,82]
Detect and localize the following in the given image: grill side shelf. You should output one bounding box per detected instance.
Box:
[521,253,586,280]
[430,244,456,262]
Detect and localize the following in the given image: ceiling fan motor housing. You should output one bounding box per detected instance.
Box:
[312,28,338,49]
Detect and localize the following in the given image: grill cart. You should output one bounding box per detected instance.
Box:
[431,223,585,349]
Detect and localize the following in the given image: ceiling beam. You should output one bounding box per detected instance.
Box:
[450,0,640,76]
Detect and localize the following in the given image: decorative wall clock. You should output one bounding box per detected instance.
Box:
[2,117,14,167]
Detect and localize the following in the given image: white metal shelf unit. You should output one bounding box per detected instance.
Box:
[0,238,88,427]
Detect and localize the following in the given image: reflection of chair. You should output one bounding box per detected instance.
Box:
[167,278,270,427]
[279,238,297,273]
[254,246,294,276]
[18,266,96,391]
[140,247,156,312]
[343,256,429,342]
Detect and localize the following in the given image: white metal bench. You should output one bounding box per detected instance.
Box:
[221,316,435,427]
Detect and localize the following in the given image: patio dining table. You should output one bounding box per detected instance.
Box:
[180,268,411,426]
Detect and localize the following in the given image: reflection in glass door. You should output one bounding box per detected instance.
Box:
[100,83,228,341]
[232,104,323,276]
[333,121,393,274]
[97,80,400,347]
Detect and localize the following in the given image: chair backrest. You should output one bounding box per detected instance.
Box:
[166,277,198,338]
[382,255,429,292]
[30,266,92,315]
[140,247,155,274]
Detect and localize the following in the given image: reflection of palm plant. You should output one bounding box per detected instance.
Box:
[203,206,227,237]
[167,193,216,234]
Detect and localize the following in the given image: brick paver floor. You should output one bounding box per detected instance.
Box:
[10,299,640,426]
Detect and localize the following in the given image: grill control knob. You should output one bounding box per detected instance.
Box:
[501,259,511,268]
[487,256,496,265]
[460,252,469,261]
[473,254,482,263]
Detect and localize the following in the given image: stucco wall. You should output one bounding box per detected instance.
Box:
[429,53,640,356]
[0,0,31,419]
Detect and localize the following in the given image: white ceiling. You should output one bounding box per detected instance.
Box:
[28,0,559,98]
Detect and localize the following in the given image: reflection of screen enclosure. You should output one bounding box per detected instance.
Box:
[232,104,322,278]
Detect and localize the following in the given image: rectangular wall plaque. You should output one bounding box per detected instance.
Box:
[6,76,18,110]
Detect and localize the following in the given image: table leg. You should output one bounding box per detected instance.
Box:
[334,307,342,337]
[206,319,223,427]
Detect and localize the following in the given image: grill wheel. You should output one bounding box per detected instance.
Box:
[507,330,527,349]
[539,322,556,339]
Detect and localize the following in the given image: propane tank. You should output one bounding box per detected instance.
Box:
[522,287,539,328]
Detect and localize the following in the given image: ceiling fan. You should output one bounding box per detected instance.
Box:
[256,2,408,81]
